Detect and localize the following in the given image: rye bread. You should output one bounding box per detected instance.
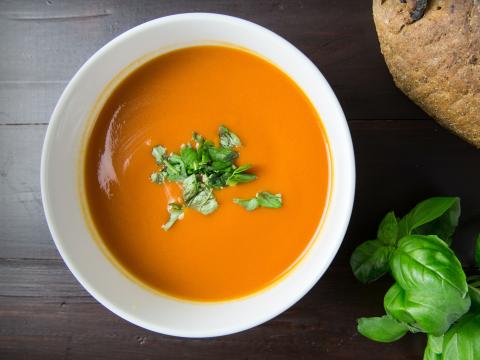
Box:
[373,0,480,147]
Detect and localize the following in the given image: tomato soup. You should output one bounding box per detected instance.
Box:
[84,46,330,301]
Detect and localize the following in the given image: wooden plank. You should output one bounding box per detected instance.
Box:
[0,0,426,124]
[0,124,57,259]
[0,258,87,298]
[0,81,65,124]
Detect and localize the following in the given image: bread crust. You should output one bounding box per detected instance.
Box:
[373,0,480,147]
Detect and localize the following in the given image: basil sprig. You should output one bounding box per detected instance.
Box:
[351,198,460,284]
[150,125,282,230]
[352,196,480,359]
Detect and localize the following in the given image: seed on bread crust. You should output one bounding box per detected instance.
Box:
[409,0,428,21]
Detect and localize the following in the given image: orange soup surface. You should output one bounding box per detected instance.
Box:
[84,46,330,301]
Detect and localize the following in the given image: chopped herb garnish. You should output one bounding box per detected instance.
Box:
[233,197,260,211]
[187,186,218,215]
[257,192,283,208]
[234,192,283,211]
[150,171,165,184]
[150,125,282,230]
[162,203,184,231]
[218,125,242,148]
[152,145,167,164]
[226,164,257,186]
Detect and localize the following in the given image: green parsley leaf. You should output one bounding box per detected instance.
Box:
[182,174,199,203]
[233,197,259,211]
[164,154,187,181]
[207,172,230,189]
[226,173,257,186]
[180,144,198,170]
[162,203,184,231]
[234,191,282,211]
[152,145,167,164]
[219,125,242,148]
[208,146,238,163]
[210,160,233,171]
[192,132,204,146]
[257,192,282,208]
[197,140,213,164]
[187,187,218,215]
[226,164,256,186]
[233,164,252,173]
[150,171,165,184]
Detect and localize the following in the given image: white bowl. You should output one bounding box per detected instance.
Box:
[41,13,355,337]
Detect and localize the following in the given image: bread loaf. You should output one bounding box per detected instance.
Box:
[373,0,480,147]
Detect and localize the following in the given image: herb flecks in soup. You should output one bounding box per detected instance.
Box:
[150,125,281,230]
[84,45,330,301]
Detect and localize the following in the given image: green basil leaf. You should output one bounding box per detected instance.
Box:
[476,234,480,269]
[150,171,165,184]
[392,235,468,297]
[233,198,259,211]
[225,164,256,186]
[187,187,218,215]
[441,312,480,360]
[397,216,409,239]
[388,235,470,335]
[233,164,252,173]
[423,345,442,360]
[351,240,394,283]
[207,172,229,189]
[234,192,282,211]
[192,132,204,146]
[152,145,167,164]
[163,154,187,181]
[226,173,257,186]
[162,160,180,180]
[180,144,198,170]
[468,285,480,311]
[197,140,213,165]
[377,211,398,246]
[428,334,444,354]
[218,125,242,148]
[413,198,460,245]
[357,315,408,343]
[256,192,282,208]
[162,203,184,231]
[384,283,416,325]
[182,175,199,203]
[207,146,238,162]
[401,197,460,240]
[209,160,233,171]
[385,283,470,336]
[424,335,443,360]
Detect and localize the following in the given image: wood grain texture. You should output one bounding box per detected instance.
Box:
[0,0,426,125]
[1,1,480,359]
[0,264,425,360]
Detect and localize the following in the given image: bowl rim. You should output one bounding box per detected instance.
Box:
[41,12,355,337]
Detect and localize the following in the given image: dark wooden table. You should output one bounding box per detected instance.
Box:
[1,1,479,359]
